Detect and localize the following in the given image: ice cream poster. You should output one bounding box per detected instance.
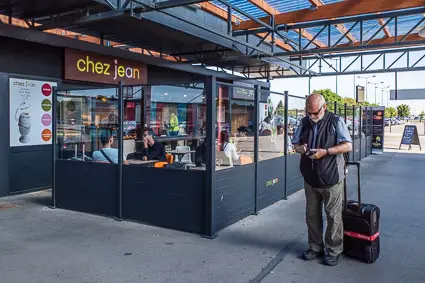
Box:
[9,78,57,147]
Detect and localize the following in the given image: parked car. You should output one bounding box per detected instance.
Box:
[384,118,390,127]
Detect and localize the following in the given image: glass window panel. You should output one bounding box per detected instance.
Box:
[258,91,289,161]
[215,84,254,170]
[287,96,306,155]
[56,88,119,163]
[130,84,206,169]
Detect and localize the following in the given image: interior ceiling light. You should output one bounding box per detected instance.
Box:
[419,27,425,38]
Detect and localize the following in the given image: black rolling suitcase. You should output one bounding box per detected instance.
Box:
[343,161,380,264]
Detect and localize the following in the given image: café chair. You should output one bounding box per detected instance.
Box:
[176,145,192,163]
[153,154,175,168]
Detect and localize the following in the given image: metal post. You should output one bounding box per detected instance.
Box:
[308,77,311,94]
[359,106,362,160]
[283,91,289,200]
[395,71,398,101]
[353,75,356,100]
[253,85,260,214]
[381,89,384,106]
[50,87,57,209]
[336,74,338,95]
[352,105,355,161]
[334,101,337,114]
[374,86,377,105]
[365,77,368,102]
[364,107,368,156]
[227,6,232,35]
[203,76,217,239]
[116,82,124,221]
[344,103,347,123]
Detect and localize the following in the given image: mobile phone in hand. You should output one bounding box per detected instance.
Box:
[305,149,315,158]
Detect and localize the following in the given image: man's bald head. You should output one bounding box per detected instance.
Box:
[306,93,327,122]
[306,93,326,109]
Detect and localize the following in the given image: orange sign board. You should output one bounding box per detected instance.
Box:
[64,48,147,85]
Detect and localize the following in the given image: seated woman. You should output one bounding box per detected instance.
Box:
[93,130,128,165]
[219,130,240,162]
[142,129,167,162]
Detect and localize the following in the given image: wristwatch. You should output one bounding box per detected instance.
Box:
[326,148,330,155]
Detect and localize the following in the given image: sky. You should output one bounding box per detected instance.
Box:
[269,50,425,116]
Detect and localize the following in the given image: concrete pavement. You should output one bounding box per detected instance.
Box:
[1,147,425,282]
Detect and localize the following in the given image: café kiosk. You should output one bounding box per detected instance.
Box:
[51,45,302,238]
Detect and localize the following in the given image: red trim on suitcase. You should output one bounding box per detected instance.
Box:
[344,231,379,241]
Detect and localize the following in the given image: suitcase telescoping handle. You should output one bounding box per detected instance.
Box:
[344,161,361,213]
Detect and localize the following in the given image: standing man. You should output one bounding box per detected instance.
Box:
[292,93,352,266]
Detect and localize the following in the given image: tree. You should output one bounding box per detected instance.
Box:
[362,101,379,107]
[312,89,343,105]
[397,104,411,118]
[275,100,285,116]
[420,110,425,122]
[385,107,397,118]
[343,97,357,106]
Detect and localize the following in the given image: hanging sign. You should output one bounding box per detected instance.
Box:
[371,107,385,154]
[9,78,57,147]
[399,125,422,150]
[233,87,255,100]
[64,48,147,85]
[356,85,365,103]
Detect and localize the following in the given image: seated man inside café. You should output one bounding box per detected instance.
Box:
[93,129,129,165]
[141,129,167,162]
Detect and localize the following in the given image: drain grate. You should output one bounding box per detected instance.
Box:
[0,202,21,210]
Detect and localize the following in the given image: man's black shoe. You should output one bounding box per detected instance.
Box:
[324,253,342,266]
[301,249,323,261]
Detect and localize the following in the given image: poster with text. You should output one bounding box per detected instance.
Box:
[10,78,57,147]
[372,107,385,155]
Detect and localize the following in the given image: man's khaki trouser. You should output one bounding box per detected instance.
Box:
[304,181,344,256]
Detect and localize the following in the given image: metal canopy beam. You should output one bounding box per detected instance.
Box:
[307,0,357,43]
[233,0,425,31]
[269,33,425,57]
[378,18,392,38]
[35,10,124,31]
[197,1,292,51]
[251,47,425,78]
[155,0,208,10]
[234,7,425,34]
[246,0,325,48]
[250,13,425,58]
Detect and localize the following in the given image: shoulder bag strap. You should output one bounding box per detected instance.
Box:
[100,149,114,164]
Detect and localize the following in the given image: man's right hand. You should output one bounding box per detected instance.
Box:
[142,156,147,161]
[295,144,308,154]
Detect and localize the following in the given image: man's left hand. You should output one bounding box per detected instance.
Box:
[310,148,328,160]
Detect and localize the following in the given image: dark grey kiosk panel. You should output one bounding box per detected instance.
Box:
[56,161,118,217]
[257,157,286,211]
[214,164,256,231]
[123,166,205,234]
[286,154,304,197]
